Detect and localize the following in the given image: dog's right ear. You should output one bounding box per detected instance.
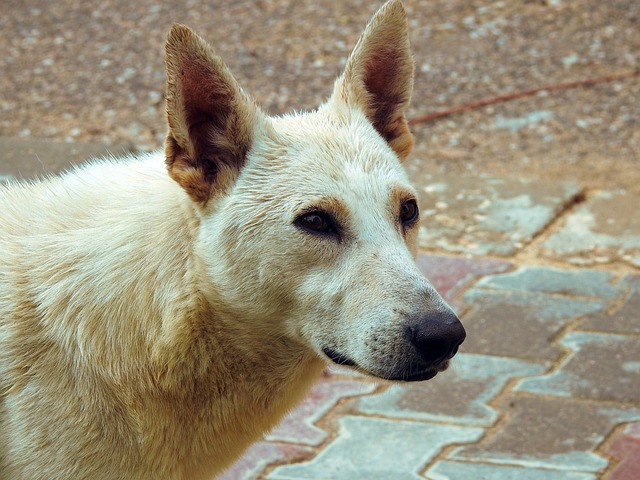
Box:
[164,24,260,204]
[330,0,414,160]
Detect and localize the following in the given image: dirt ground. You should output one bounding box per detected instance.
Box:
[1,0,638,192]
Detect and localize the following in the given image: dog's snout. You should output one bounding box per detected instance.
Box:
[407,311,466,364]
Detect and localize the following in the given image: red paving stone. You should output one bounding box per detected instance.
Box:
[220,371,376,478]
[416,254,512,310]
[603,427,640,480]
[218,441,313,480]
[625,423,640,439]
[266,372,376,446]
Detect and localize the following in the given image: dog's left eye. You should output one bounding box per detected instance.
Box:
[400,199,419,225]
[296,211,338,235]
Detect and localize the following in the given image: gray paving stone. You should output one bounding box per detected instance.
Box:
[415,172,582,256]
[267,416,483,480]
[355,353,546,427]
[621,274,640,291]
[515,331,640,403]
[426,460,597,480]
[461,290,607,360]
[451,395,640,473]
[579,274,640,334]
[541,191,640,268]
[473,266,621,299]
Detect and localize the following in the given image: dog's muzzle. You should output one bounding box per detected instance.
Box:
[392,309,466,381]
[323,309,465,382]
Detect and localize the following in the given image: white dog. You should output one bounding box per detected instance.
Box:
[0,1,465,478]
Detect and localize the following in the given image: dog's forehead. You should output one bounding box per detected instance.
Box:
[267,111,410,187]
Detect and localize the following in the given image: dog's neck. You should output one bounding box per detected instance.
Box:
[146,298,325,478]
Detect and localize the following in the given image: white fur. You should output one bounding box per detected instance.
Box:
[0,2,461,479]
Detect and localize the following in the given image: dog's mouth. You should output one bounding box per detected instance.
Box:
[322,347,357,367]
[394,367,439,382]
[322,347,446,382]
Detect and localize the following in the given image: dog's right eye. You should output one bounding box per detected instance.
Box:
[295,211,338,235]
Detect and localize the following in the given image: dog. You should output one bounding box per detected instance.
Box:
[0,1,465,478]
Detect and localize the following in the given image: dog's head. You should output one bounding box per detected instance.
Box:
[164,0,465,382]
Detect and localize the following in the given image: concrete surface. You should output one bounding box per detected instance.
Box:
[542,191,640,268]
[1,0,638,192]
[0,136,133,180]
[1,0,639,479]
[414,171,583,256]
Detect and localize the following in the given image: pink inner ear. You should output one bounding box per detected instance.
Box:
[179,61,233,133]
[362,53,410,143]
[362,51,402,99]
[165,25,258,203]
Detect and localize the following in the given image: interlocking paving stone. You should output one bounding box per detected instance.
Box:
[451,395,640,472]
[426,460,597,480]
[266,374,376,446]
[624,422,640,439]
[461,290,607,360]
[218,442,314,480]
[580,275,640,334]
[472,266,621,299]
[541,191,640,268]
[221,373,376,478]
[602,425,640,480]
[414,172,582,256]
[515,331,640,403]
[354,353,545,427]
[416,254,512,310]
[267,416,483,480]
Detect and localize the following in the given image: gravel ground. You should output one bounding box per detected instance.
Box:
[1,0,638,191]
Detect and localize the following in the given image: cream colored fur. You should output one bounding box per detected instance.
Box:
[0,1,461,478]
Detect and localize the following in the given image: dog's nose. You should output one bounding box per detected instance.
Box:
[407,310,466,364]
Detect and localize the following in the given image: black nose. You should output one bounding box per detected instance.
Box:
[407,310,466,364]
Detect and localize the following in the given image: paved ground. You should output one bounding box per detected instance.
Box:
[1,0,639,479]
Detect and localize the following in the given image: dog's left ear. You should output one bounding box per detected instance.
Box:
[331,0,414,160]
[164,24,261,204]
